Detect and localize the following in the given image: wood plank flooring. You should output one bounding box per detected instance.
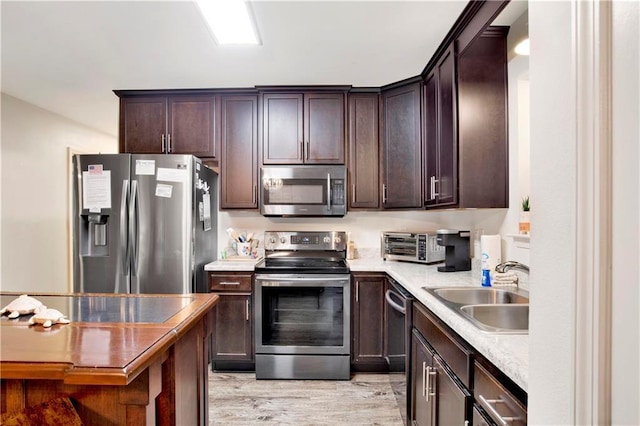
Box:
[209,372,405,425]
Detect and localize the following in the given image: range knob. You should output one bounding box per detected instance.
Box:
[334,236,342,244]
[268,237,277,245]
[323,236,331,244]
[280,237,287,244]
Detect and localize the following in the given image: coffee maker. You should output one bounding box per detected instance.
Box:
[436,229,471,272]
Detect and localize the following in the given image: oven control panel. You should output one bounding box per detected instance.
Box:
[264,231,347,252]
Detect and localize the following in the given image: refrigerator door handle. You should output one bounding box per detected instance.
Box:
[117,179,130,293]
[129,180,140,292]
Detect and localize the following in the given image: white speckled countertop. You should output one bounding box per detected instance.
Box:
[204,256,528,392]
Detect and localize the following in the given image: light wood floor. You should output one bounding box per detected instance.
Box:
[208,371,405,425]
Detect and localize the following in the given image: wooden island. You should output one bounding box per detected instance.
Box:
[0,292,218,425]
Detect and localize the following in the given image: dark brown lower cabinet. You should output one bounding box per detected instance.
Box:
[351,273,387,371]
[209,272,254,371]
[410,329,470,425]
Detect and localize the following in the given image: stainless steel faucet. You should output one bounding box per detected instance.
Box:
[495,261,530,274]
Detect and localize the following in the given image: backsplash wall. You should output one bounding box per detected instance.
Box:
[218,208,516,260]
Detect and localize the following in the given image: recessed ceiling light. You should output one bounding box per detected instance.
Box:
[515,38,530,56]
[195,0,260,45]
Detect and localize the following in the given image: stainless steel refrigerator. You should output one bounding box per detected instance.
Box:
[72,154,217,294]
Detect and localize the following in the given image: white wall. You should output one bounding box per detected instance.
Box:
[529,1,640,423]
[0,93,117,293]
[219,208,508,258]
[528,1,575,423]
[611,1,640,422]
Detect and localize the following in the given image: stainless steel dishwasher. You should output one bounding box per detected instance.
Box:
[385,277,413,425]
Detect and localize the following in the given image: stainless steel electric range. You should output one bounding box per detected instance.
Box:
[253,231,351,380]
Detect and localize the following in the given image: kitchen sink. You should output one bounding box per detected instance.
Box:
[459,304,529,333]
[423,286,529,334]
[424,287,529,306]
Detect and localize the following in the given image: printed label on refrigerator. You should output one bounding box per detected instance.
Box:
[82,169,111,210]
[157,168,188,183]
[135,159,155,175]
[155,183,173,198]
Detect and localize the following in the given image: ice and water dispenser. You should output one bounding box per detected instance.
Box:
[80,210,110,256]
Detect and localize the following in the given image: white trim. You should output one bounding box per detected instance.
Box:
[573,0,613,423]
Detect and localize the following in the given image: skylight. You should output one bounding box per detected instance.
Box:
[195,0,260,45]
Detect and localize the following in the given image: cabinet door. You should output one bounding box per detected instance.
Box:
[351,274,386,370]
[423,72,439,205]
[435,46,457,206]
[168,95,216,158]
[433,354,470,425]
[381,82,423,208]
[457,28,508,208]
[411,329,435,426]
[211,294,253,362]
[219,95,259,209]
[262,93,303,164]
[119,96,167,154]
[424,46,457,208]
[305,93,345,164]
[348,93,380,209]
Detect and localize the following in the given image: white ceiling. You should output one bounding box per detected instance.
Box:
[1,1,525,137]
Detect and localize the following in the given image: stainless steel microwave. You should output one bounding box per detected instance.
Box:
[381,231,445,264]
[260,165,347,217]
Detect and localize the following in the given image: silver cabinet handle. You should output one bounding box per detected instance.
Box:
[422,362,427,398]
[167,133,172,153]
[425,365,437,402]
[382,184,387,204]
[430,176,439,199]
[253,185,257,205]
[245,299,250,321]
[427,367,437,401]
[219,281,240,286]
[327,173,331,211]
[478,395,520,426]
[306,141,310,160]
[355,282,359,303]
[161,134,166,153]
[351,183,356,204]
[300,141,304,160]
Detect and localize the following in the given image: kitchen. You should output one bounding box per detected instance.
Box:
[1,0,638,425]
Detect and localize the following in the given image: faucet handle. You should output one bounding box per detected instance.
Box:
[495,261,530,273]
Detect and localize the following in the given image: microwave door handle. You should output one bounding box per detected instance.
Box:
[327,173,331,211]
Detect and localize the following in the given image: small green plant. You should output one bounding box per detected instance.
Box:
[521,196,530,212]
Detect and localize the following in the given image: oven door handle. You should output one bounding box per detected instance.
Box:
[385,289,406,315]
[258,276,349,286]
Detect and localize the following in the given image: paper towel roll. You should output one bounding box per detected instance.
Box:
[480,234,502,272]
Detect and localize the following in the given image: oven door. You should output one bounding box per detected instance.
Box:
[254,274,351,355]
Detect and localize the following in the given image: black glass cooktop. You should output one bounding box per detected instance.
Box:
[0,294,194,324]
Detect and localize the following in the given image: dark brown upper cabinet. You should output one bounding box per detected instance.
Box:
[261,91,346,164]
[423,27,509,209]
[117,93,216,159]
[348,92,380,210]
[455,27,509,208]
[381,81,423,209]
[219,94,259,210]
[424,45,457,208]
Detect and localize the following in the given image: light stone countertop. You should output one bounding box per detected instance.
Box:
[204,256,528,392]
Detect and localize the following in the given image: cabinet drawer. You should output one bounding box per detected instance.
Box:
[474,362,527,426]
[209,273,252,292]
[413,302,473,388]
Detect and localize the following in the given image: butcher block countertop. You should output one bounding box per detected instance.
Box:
[0,292,218,386]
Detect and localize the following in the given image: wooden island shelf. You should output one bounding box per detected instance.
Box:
[0,292,218,425]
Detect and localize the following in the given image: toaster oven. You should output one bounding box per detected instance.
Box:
[381,232,445,264]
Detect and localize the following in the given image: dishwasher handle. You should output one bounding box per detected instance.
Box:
[385,289,406,315]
